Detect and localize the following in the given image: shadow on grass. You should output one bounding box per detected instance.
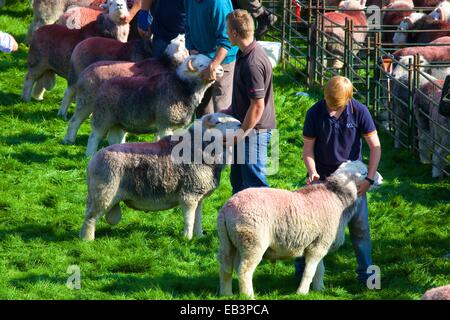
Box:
[1,132,49,145]
[0,91,22,107]
[0,223,78,243]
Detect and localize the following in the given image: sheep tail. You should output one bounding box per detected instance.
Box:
[217,209,235,275]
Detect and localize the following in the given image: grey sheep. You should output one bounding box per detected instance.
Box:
[217,160,383,298]
[84,54,223,156]
[21,4,130,103]
[80,113,241,241]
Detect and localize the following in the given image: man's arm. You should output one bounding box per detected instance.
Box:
[357,132,381,196]
[208,45,229,81]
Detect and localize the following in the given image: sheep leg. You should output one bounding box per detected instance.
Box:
[181,201,198,240]
[22,74,34,102]
[80,207,100,241]
[63,102,93,145]
[297,251,326,295]
[107,126,127,145]
[432,146,444,178]
[58,86,77,120]
[417,128,431,164]
[105,204,122,225]
[31,79,46,101]
[238,251,264,299]
[86,127,108,157]
[311,259,325,291]
[193,201,203,237]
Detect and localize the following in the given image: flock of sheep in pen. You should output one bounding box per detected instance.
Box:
[1,0,447,298]
[315,0,449,178]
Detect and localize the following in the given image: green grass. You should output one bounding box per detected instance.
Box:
[0,1,449,300]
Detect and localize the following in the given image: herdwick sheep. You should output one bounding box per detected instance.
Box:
[392,12,425,44]
[407,15,450,44]
[383,0,415,44]
[84,53,224,156]
[429,0,450,22]
[80,113,241,241]
[384,55,449,148]
[414,79,450,177]
[422,284,450,299]
[320,0,368,69]
[57,5,103,29]
[21,1,130,103]
[58,36,153,118]
[217,160,383,298]
[392,36,450,60]
[26,0,105,44]
[61,34,187,143]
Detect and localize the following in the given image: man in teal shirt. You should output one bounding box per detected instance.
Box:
[185,0,238,115]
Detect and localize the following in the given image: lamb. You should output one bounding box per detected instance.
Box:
[217,160,383,298]
[80,112,241,241]
[58,36,153,118]
[407,15,450,43]
[61,34,188,143]
[57,5,103,29]
[21,0,130,103]
[320,0,368,69]
[392,12,425,44]
[392,36,450,60]
[25,0,105,44]
[422,284,450,299]
[85,53,223,156]
[429,0,450,22]
[413,79,450,177]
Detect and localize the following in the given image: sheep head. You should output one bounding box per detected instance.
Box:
[101,0,130,24]
[392,13,426,44]
[333,160,383,189]
[164,34,189,67]
[338,0,366,10]
[429,1,450,22]
[177,54,224,84]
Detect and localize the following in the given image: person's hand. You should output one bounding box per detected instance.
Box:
[208,60,220,81]
[357,179,371,197]
[307,172,320,185]
[11,37,18,52]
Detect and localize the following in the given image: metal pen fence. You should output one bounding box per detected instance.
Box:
[261,0,449,176]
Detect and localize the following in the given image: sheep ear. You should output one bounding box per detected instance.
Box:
[360,0,366,7]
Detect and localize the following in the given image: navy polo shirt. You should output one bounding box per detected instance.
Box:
[303,98,377,178]
[151,0,186,42]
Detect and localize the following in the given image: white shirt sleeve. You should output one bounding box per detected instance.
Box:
[0,31,15,53]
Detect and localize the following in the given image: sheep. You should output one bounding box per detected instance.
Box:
[57,5,103,29]
[384,55,449,148]
[80,112,241,241]
[84,53,224,156]
[413,79,450,177]
[58,36,153,118]
[25,0,105,44]
[217,160,383,298]
[320,0,368,69]
[61,34,188,144]
[422,284,450,299]
[21,1,130,103]
[429,1,450,22]
[407,15,450,44]
[392,12,425,44]
[383,0,415,44]
[392,36,450,60]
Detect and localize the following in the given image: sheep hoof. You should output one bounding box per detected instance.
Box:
[57,109,68,120]
[80,228,95,241]
[296,288,310,295]
[61,138,74,145]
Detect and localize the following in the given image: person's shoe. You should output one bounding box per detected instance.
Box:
[255,12,277,40]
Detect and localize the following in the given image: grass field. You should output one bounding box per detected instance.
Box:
[0,1,449,300]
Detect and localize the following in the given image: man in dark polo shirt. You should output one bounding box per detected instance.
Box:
[296,76,382,286]
[206,9,276,194]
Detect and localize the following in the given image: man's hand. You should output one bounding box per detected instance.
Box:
[307,172,320,185]
[357,179,371,197]
[207,60,220,81]
[137,10,151,39]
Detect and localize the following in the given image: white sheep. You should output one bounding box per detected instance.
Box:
[217,160,383,298]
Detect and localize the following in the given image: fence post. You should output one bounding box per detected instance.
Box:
[306,0,313,88]
[281,0,287,70]
[407,56,414,149]
[348,19,354,83]
[366,36,371,109]
[344,18,349,78]
[319,3,325,87]
[373,32,380,118]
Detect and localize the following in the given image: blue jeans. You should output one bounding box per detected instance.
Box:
[230,131,271,195]
[152,37,170,59]
[294,195,373,283]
